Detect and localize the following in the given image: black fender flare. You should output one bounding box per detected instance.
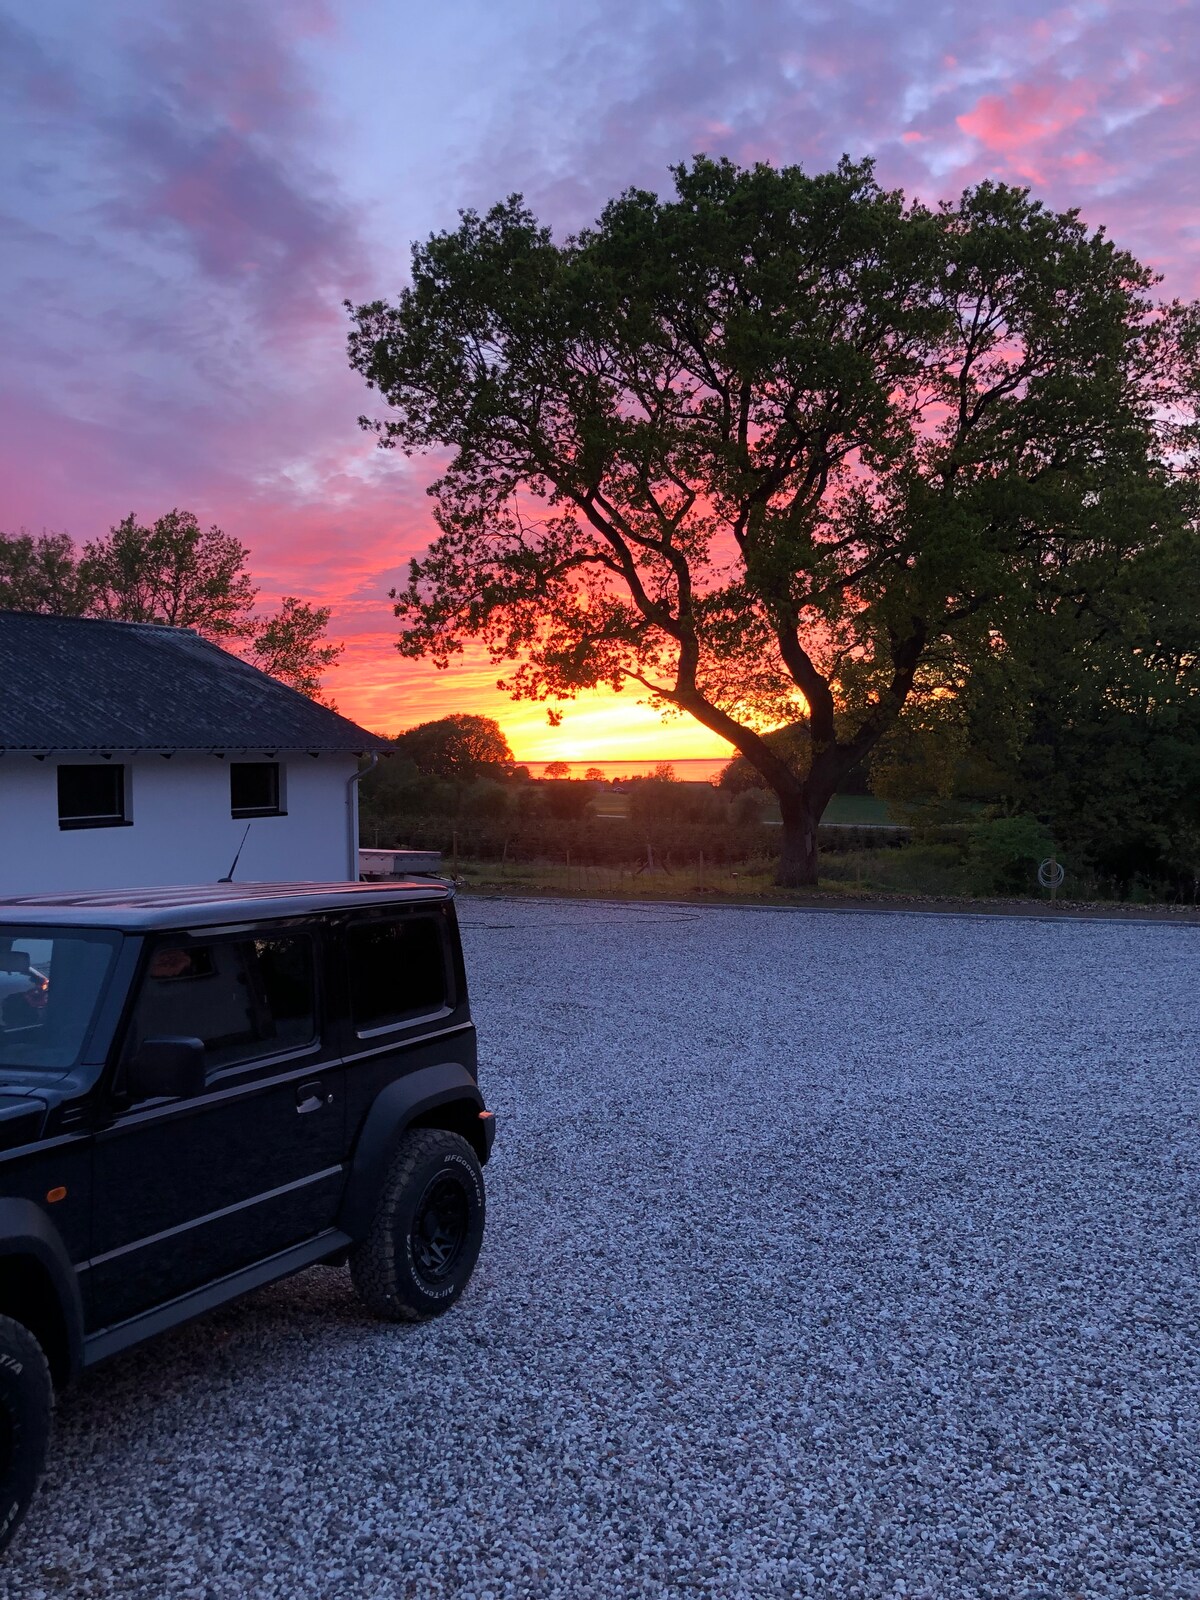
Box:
[0,1198,85,1383]
[338,1063,484,1240]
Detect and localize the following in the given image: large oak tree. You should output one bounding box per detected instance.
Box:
[348,156,1186,884]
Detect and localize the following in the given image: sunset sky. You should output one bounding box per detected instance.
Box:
[2,0,1197,758]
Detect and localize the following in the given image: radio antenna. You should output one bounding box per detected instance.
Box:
[219,824,252,883]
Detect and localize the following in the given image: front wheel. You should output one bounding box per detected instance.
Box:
[350,1129,486,1322]
[0,1315,52,1557]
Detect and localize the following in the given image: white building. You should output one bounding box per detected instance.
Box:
[0,612,386,895]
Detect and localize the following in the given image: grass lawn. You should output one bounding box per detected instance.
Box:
[818,793,897,826]
[588,789,899,825]
[452,847,953,905]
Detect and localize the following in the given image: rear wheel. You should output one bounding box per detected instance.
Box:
[0,1315,52,1556]
[350,1129,486,1322]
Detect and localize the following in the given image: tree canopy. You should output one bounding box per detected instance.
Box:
[79,510,256,636]
[349,155,1200,884]
[0,530,87,615]
[394,713,514,778]
[247,595,343,704]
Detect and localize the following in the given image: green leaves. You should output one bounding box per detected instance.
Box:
[80,510,256,635]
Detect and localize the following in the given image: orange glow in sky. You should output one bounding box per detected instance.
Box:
[332,630,734,759]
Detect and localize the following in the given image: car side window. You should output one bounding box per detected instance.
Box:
[127,934,316,1075]
[348,917,448,1034]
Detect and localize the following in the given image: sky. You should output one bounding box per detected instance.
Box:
[2,0,1197,758]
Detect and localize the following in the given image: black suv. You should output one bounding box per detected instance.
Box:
[0,879,494,1555]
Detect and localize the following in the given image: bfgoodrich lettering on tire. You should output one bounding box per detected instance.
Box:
[350,1128,486,1322]
[0,1314,52,1557]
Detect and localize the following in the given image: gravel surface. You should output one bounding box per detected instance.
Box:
[5,897,1200,1600]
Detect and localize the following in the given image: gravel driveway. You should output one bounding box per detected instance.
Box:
[5,898,1200,1600]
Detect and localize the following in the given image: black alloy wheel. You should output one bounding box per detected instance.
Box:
[411,1174,471,1284]
[349,1127,486,1322]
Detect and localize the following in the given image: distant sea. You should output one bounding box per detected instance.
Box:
[520,756,732,783]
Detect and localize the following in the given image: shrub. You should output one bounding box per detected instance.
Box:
[730,788,771,826]
[964,815,1056,896]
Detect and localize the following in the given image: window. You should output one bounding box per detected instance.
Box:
[58,764,128,829]
[0,926,122,1074]
[127,934,315,1075]
[348,918,447,1033]
[230,761,284,818]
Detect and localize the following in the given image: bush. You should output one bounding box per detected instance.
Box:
[730,788,771,826]
[964,815,1056,896]
[539,780,594,821]
[626,776,725,826]
[458,779,513,821]
[819,843,967,896]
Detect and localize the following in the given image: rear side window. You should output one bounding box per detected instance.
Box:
[348,918,447,1033]
[128,934,316,1073]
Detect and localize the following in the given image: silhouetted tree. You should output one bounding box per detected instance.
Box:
[0,530,88,614]
[395,713,514,778]
[350,156,1193,883]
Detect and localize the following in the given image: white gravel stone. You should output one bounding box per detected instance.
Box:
[4,898,1199,1599]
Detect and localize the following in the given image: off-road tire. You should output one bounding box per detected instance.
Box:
[0,1315,52,1557]
[350,1129,485,1322]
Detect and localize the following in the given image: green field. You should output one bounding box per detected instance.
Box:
[817,794,897,826]
[588,787,898,827]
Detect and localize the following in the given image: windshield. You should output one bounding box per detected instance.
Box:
[0,926,122,1076]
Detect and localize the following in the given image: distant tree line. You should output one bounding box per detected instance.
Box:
[0,510,343,702]
[362,708,1199,899]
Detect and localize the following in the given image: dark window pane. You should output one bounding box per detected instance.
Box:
[349,918,447,1032]
[58,764,125,827]
[129,934,315,1076]
[230,762,282,817]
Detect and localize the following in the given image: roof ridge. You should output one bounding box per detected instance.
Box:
[0,609,200,636]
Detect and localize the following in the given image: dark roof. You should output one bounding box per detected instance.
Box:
[0,611,388,753]
[0,880,451,930]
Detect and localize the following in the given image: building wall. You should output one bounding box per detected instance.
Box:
[0,753,360,895]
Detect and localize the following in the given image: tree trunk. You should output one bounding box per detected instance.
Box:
[776,793,820,887]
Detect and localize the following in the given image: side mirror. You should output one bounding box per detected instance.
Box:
[127,1037,206,1102]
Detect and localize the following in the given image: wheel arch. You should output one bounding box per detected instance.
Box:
[338,1062,487,1241]
[0,1201,85,1386]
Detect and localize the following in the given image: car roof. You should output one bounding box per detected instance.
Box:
[0,880,453,931]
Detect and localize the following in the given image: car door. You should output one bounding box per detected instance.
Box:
[83,922,346,1331]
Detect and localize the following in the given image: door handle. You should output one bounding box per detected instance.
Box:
[296,1080,331,1114]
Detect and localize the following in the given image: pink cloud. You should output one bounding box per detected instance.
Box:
[956,82,1094,181]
